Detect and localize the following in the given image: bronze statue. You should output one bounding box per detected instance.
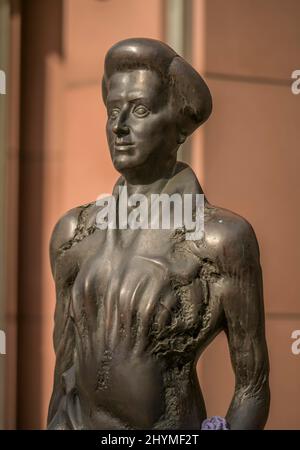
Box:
[47,38,270,430]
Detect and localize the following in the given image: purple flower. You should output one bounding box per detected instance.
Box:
[201,416,230,430]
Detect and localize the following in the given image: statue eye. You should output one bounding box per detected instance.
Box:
[109,108,120,119]
[133,105,150,118]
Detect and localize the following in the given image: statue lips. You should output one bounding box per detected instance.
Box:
[114,139,135,152]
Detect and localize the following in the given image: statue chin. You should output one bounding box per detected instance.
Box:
[112,154,138,172]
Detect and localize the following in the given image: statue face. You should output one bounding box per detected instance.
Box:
[106,70,178,172]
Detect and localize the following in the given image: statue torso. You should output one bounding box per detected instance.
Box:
[55,202,224,429]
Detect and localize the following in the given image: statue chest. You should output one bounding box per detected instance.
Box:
[59,228,221,428]
[65,227,219,363]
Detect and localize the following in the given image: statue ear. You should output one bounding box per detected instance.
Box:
[177,132,186,145]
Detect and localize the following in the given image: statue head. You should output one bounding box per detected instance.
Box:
[102,38,212,175]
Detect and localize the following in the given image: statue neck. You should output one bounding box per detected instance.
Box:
[120,156,177,188]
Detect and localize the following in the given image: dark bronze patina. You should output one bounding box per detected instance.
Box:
[47,38,270,430]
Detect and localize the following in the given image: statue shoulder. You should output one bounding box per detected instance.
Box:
[49,202,96,276]
[204,203,260,269]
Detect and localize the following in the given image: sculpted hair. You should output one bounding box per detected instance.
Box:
[102,38,212,137]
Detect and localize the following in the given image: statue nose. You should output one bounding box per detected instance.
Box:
[112,117,130,137]
[112,124,130,137]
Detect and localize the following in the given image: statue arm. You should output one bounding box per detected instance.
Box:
[47,207,82,428]
[221,220,270,429]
